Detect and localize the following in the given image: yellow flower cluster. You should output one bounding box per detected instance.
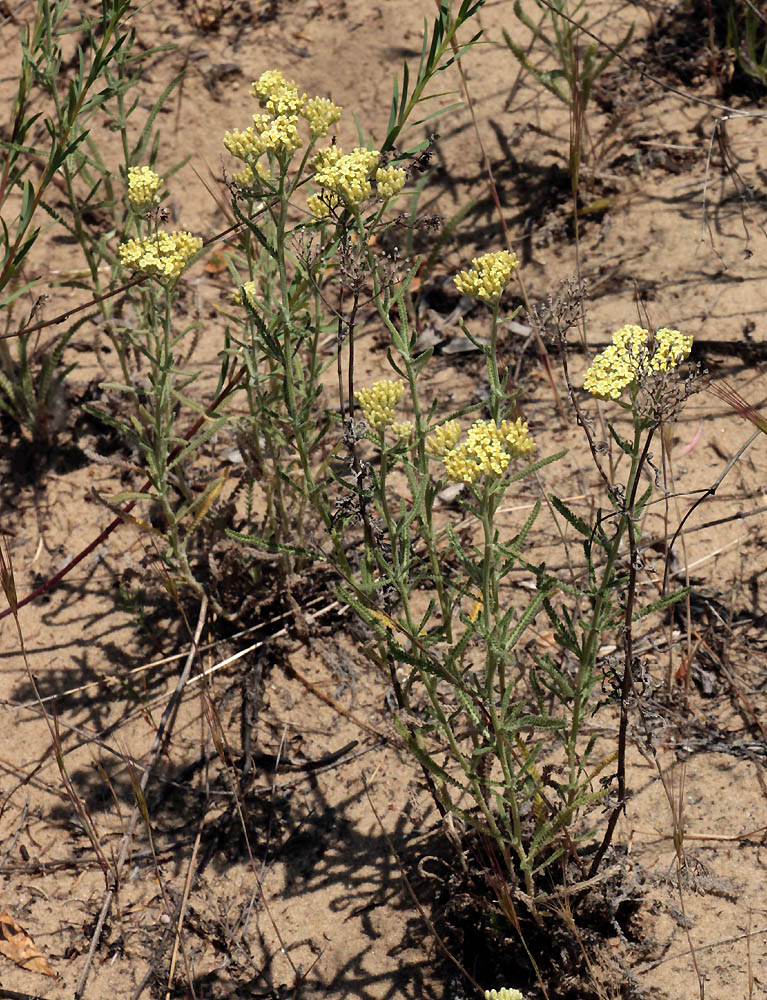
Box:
[355,379,404,431]
[442,418,535,485]
[485,990,525,1000]
[583,325,692,401]
[223,127,266,161]
[303,96,342,138]
[312,146,381,209]
[650,326,693,372]
[306,191,341,218]
[312,146,343,172]
[425,419,462,457]
[251,70,305,115]
[224,70,344,180]
[119,230,202,283]
[252,112,302,157]
[251,70,290,101]
[375,164,406,199]
[454,250,519,304]
[127,166,162,214]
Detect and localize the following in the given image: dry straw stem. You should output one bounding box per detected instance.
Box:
[0,990,55,1000]
[196,688,304,990]
[0,543,113,884]
[531,0,767,258]
[661,427,762,594]
[534,0,758,115]
[164,813,205,1000]
[634,824,767,843]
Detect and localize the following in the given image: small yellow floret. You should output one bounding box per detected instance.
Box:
[240,281,259,308]
[119,230,202,284]
[302,96,342,137]
[376,164,406,199]
[484,989,525,1000]
[252,113,302,156]
[127,166,162,213]
[426,419,462,457]
[356,379,405,431]
[454,250,519,304]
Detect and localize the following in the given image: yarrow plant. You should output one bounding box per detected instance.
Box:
[4,0,713,985]
[219,63,415,575]
[340,285,696,916]
[225,189,695,919]
[546,317,698,879]
[93,0,698,940]
[86,167,220,607]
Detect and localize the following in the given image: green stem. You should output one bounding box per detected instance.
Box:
[487,300,502,422]
[567,409,643,801]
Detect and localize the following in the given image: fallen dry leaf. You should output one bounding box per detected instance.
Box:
[0,910,57,978]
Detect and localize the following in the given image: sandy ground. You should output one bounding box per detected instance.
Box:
[2,0,767,998]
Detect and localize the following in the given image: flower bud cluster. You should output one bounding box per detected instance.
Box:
[311,146,381,211]
[484,989,525,1000]
[252,112,302,157]
[425,419,462,457]
[240,281,259,308]
[375,164,407,199]
[355,379,405,431]
[251,70,306,116]
[127,166,162,214]
[650,326,693,372]
[390,420,413,439]
[303,96,343,138]
[232,162,269,187]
